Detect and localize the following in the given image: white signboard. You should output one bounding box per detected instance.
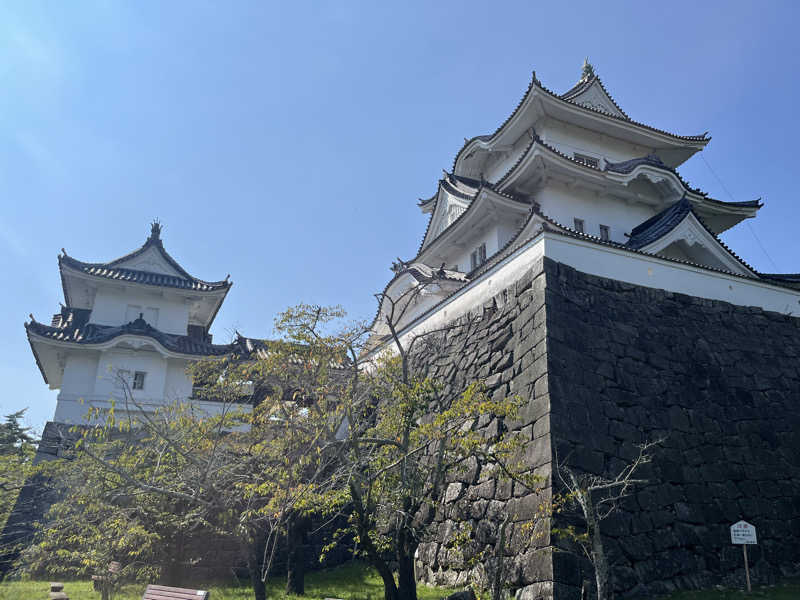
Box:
[730,520,757,545]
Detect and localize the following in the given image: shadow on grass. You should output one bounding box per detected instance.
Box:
[661,578,800,600]
[0,561,456,600]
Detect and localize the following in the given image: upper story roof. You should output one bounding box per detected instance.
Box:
[453,63,710,178]
[57,221,232,328]
[59,221,232,303]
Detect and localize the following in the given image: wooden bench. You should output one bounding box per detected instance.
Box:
[142,585,210,600]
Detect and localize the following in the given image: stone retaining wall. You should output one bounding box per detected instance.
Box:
[413,257,800,599]
[546,260,800,598]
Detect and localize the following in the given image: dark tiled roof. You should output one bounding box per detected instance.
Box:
[369,199,798,355]
[701,197,763,209]
[396,262,467,283]
[27,314,235,357]
[605,153,668,173]
[626,197,693,249]
[758,273,800,287]
[624,196,757,274]
[59,223,231,294]
[50,306,91,329]
[415,176,531,257]
[60,256,230,292]
[230,334,349,369]
[605,154,713,199]
[499,140,753,216]
[451,71,709,173]
[539,74,710,141]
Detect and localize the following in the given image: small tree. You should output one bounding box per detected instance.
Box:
[25,306,358,600]
[555,439,663,600]
[21,445,170,586]
[316,285,544,600]
[0,409,38,579]
[0,410,36,532]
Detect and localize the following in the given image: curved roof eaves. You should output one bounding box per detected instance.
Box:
[60,254,231,292]
[59,228,232,293]
[451,71,709,173]
[368,208,797,355]
[26,318,235,356]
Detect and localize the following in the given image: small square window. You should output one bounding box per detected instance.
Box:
[573,218,585,233]
[470,243,487,270]
[599,225,610,241]
[133,371,146,390]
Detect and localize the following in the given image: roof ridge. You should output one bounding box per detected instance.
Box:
[59,254,230,288]
[59,225,230,287]
[560,74,630,120]
[451,70,710,173]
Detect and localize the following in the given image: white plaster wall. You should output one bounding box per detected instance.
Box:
[536,182,654,243]
[94,349,169,403]
[164,359,193,403]
[60,352,99,398]
[372,239,546,357]
[538,118,652,164]
[497,222,518,248]
[485,134,533,183]
[448,224,512,273]
[54,349,194,424]
[90,287,189,335]
[372,232,800,360]
[54,393,249,424]
[544,234,800,314]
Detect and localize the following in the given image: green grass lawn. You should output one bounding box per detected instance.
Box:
[0,562,455,600]
[662,579,800,600]
[5,567,797,600]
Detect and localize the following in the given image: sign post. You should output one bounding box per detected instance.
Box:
[730,520,757,592]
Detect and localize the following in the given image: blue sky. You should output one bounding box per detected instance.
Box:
[3,1,799,431]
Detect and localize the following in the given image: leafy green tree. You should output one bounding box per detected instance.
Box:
[0,410,36,554]
[0,410,36,528]
[313,288,546,600]
[21,448,166,585]
[24,305,358,600]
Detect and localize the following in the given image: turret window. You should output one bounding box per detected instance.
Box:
[574,218,585,233]
[599,225,610,241]
[470,243,487,270]
[133,371,147,390]
[573,153,599,168]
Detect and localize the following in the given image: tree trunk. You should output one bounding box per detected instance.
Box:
[286,513,307,595]
[491,515,510,600]
[580,492,609,600]
[361,529,398,600]
[376,560,400,600]
[247,534,267,600]
[350,483,399,600]
[162,532,185,587]
[358,518,398,600]
[396,527,417,600]
[590,525,609,600]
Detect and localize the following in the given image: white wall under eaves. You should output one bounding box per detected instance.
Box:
[375,233,800,357]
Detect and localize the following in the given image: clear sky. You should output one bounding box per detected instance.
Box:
[3,1,799,432]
